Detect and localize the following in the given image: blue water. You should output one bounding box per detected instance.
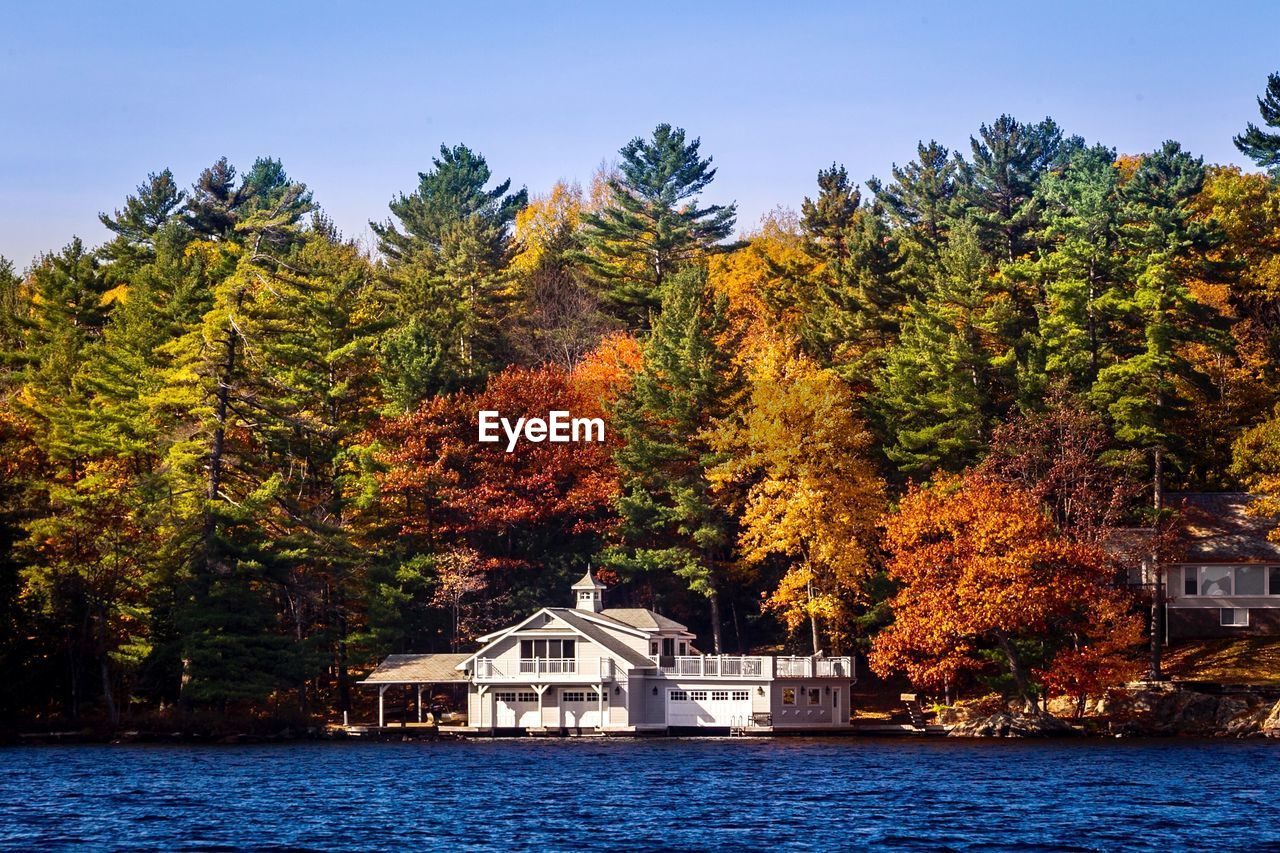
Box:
[1,738,1278,851]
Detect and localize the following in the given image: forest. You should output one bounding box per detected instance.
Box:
[6,74,1280,729]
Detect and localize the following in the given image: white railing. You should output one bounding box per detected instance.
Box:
[775,656,853,678]
[518,657,576,674]
[659,656,764,677]
[476,657,615,681]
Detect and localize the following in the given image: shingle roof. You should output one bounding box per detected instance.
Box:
[1172,493,1280,562]
[359,653,472,684]
[599,608,688,633]
[551,608,657,669]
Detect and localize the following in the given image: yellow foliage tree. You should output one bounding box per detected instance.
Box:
[710,338,885,654]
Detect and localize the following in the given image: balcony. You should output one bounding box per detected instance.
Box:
[658,655,765,678]
[775,656,854,678]
[474,657,616,682]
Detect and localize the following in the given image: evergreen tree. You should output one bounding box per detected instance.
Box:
[373,144,527,406]
[1234,71,1280,173]
[99,169,186,268]
[606,266,740,652]
[961,116,1071,262]
[580,124,737,328]
[868,140,962,274]
[1031,144,1127,388]
[1091,142,1222,509]
[875,220,1015,476]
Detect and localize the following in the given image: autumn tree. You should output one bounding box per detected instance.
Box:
[709,340,884,654]
[871,473,1141,713]
[580,125,738,328]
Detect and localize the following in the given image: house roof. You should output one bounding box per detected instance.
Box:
[359,653,471,684]
[1171,492,1280,563]
[549,608,657,669]
[571,568,607,590]
[598,608,689,633]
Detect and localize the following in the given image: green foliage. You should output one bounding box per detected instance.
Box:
[1235,72,1280,173]
[580,124,738,328]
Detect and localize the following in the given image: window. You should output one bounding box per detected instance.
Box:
[650,642,659,656]
[690,691,708,701]
[1201,566,1232,596]
[661,638,675,657]
[1221,608,1249,628]
[832,689,840,708]
[1180,566,1280,597]
[782,688,796,706]
[1237,566,1267,596]
[562,691,587,702]
[670,690,688,702]
[679,642,688,656]
[517,692,537,702]
[521,639,575,659]
[807,688,821,706]
[711,691,729,701]
[732,691,749,701]
[495,692,517,702]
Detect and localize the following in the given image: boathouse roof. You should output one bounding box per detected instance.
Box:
[360,653,472,684]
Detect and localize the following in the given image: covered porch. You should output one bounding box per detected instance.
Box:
[358,653,471,728]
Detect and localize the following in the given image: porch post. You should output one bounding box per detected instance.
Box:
[378,684,387,728]
[597,684,604,728]
[417,684,423,723]
[534,684,548,728]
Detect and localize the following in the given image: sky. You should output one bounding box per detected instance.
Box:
[3,1,1280,268]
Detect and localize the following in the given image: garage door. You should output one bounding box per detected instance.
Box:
[560,689,606,728]
[667,688,753,727]
[495,691,540,728]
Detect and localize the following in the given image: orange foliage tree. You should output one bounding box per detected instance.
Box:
[870,473,1142,713]
[373,356,627,575]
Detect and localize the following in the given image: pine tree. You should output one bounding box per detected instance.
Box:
[373,144,527,406]
[868,140,962,274]
[961,116,1071,263]
[580,125,737,328]
[99,169,186,268]
[1235,71,1280,173]
[875,220,1016,476]
[606,266,740,652]
[1092,142,1222,510]
[1032,144,1127,388]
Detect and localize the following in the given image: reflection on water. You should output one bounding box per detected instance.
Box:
[1,738,1278,850]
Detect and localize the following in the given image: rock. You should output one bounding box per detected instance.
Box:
[1263,700,1280,738]
[948,712,1079,738]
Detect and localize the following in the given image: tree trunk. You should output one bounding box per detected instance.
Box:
[707,587,723,654]
[807,576,821,657]
[1149,561,1164,681]
[994,631,1040,714]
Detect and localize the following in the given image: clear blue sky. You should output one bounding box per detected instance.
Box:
[4,1,1279,268]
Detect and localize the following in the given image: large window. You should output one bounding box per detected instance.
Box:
[520,639,576,659]
[1182,566,1280,597]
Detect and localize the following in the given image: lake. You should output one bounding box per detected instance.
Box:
[1,738,1277,850]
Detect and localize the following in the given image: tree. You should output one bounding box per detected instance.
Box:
[870,473,1141,713]
[981,388,1139,542]
[99,169,186,268]
[961,115,1070,263]
[709,340,884,654]
[1031,144,1127,388]
[1234,71,1280,173]
[580,124,737,328]
[1092,142,1222,510]
[606,267,741,651]
[868,140,962,275]
[875,220,1015,476]
[373,144,527,404]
